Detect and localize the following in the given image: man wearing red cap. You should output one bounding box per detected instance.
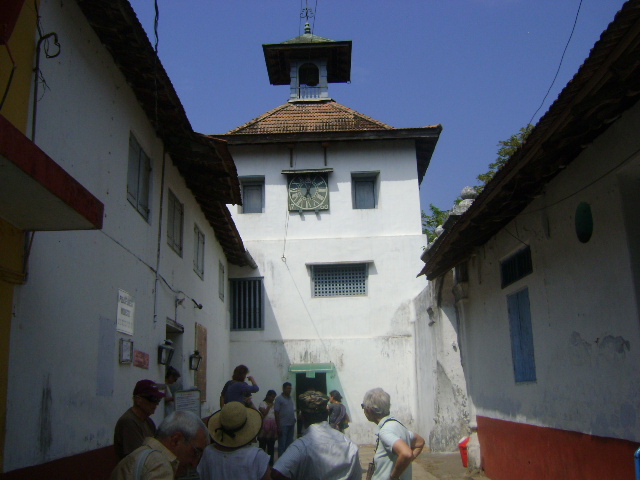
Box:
[114,379,166,459]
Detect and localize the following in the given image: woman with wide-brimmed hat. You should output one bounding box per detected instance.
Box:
[197,401,271,480]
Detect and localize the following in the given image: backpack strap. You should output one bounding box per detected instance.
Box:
[134,448,154,480]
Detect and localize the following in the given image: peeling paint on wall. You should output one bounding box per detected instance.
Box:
[429,362,470,451]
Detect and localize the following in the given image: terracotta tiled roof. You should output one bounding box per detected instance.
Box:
[227,101,394,134]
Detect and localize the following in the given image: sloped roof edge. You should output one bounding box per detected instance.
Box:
[421,0,640,279]
[75,0,250,266]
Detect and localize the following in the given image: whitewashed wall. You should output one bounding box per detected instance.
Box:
[5,0,232,471]
[459,100,640,443]
[227,139,430,443]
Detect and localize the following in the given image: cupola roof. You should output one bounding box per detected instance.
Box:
[263,31,352,85]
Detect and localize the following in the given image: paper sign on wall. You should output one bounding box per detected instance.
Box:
[175,389,201,417]
[116,289,135,335]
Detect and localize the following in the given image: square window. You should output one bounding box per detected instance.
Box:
[193,224,205,278]
[352,172,379,209]
[230,278,263,330]
[240,176,265,213]
[311,263,368,297]
[127,133,152,220]
[167,190,184,256]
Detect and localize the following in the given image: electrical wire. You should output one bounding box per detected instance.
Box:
[0,44,16,111]
[523,144,640,217]
[98,228,203,310]
[527,0,583,127]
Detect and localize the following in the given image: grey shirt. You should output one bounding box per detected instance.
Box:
[274,394,296,426]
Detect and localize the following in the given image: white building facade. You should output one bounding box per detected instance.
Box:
[420,3,640,478]
[216,27,442,443]
[3,0,249,476]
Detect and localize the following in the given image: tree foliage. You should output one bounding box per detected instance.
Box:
[476,125,532,190]
[422,204,450,242]
[421,125,532,242]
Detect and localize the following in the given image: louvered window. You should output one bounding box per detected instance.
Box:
[167,190,184,257]
[311,264,368,297]
[127,133,152,220]
[193,224,205,278]
[230,278,263,330]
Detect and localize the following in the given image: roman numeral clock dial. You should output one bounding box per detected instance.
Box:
[288,174,329,211]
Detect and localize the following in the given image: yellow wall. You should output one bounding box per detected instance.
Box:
[0,0,38,470]
[1,0,39,131]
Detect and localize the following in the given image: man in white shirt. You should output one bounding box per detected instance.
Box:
[271,391,361,480]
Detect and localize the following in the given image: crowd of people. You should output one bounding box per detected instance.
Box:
[110,365,426,480]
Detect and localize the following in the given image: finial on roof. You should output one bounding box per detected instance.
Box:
[300,1,314,34]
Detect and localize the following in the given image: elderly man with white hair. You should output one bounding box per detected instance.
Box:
[110,410,209,480]
[361,388,426,480]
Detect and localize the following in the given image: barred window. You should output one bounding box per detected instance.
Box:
[230,278,263,330]
[501,246,532,288]
[311,263,368,297]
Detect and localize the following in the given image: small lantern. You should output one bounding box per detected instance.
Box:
[158,340,174,365]
[189,350,202,371]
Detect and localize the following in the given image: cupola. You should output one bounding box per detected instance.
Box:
[262,22,352,102]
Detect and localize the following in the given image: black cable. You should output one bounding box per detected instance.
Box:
[528,0,583,127]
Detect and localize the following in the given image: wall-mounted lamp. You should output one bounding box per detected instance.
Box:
[189,350,202,371]
[158,339,174,365]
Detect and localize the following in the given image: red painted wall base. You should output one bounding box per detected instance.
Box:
[0,445,117,480]
[477,416,640,480]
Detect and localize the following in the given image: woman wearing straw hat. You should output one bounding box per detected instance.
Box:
[197,401,271,480]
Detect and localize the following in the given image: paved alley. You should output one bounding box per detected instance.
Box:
[358,445,489,480]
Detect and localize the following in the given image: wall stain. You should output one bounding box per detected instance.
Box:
[39,374,53,460]
[570,331,631,366]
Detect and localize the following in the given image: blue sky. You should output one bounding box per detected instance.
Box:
[130,0,626,213]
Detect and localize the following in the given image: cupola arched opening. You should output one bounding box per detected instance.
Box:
[299,63,319,86]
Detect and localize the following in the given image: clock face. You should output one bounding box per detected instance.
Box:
[288,174,329,211]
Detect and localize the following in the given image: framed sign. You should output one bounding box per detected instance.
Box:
[116,289,135,335]
[119,338,133,364]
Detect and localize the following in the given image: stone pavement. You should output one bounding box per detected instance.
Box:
[358,444,490,480]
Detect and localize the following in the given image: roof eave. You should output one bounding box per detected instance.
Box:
[421,0,640,279]
[75,0,247,265]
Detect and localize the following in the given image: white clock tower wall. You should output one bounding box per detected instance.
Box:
[225,138,431,443]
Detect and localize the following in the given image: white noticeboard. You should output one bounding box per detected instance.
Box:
[116,289,135,335]
[175,389,202,418]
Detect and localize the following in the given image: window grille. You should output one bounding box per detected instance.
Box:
[501,246,532,288]
[167,190,184,256]
[312,264,368,297]
[127,133,151,220]
[193,224,205,278]
[230,278,263,330]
